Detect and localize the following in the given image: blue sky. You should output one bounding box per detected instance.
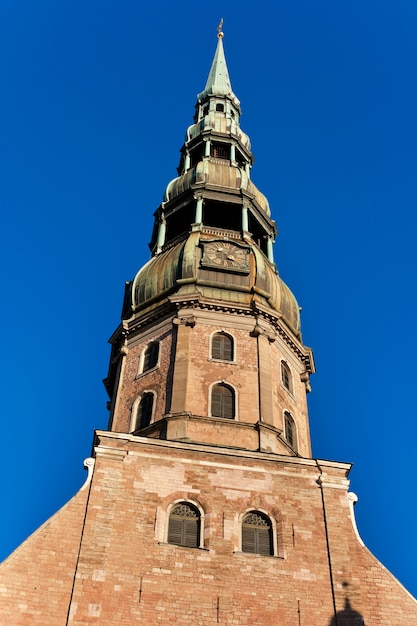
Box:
[1,0,416,599]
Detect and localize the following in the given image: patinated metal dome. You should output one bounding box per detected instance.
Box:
[128,233,300,336]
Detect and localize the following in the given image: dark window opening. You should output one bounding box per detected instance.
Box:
[211,142,230,160]
[281,361,292,393]
[168,503,200,548]
[165,205,195,243]
[203,199,241,232]
[150,220,159,251]
[211,383,235,419]
[248,213,268,256]
[216,103,224,112]
[176,151,186,175]
[284,411,297,452]
[203,104,209,116]
[143,342,159,372]
[135,393,154,430]
[212,332,234,361]
[189,143,205,168]
[242,511,273,556]
[235,149,247,169]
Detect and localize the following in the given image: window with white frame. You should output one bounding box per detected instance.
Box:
[141,342,159,374]
[211,332,234,361]
[134,392,155,431]
[211,382,235,419]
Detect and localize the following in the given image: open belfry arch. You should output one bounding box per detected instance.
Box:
[1,24,416,626]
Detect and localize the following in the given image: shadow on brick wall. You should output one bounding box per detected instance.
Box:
[328,598,365,625]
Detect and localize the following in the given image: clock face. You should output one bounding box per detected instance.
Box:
[201,241,250,273]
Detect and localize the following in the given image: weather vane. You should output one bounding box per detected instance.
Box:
[217,18,224,38]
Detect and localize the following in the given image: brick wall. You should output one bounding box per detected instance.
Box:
[0,470,90,626]
[1,435,416,624]
[111,308,312,457]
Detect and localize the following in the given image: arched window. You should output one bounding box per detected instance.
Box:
[142,342,159,373]
[167,502,200,548]
[211,332,234,361]
[216,103,224,112]
[284,411,297,452]
[281,361,292,393]
[211,383,235,419]
[134,393,154,430]
[242,511,273,556]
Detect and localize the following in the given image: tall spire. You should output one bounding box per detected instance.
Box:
[197,21,239,107]
[103,23,315,462]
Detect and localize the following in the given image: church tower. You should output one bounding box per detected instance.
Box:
[104,25,314,460]
[1,27,416,626]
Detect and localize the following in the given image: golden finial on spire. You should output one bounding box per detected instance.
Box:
[217,18,224,38]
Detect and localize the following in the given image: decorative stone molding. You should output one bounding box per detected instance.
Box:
[317,473,350,490]
[300,371,312,393]
[252,323,276,343]
[347,492,364,547]
[94,447,128,462]
[81,458,95,490]
[116,295,313,372]
[173,314,197,327]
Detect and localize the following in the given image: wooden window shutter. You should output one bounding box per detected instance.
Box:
[242,526,256,553]
[167,518,183,546]
[212,333,233,361]
[211,383,235,419]
[211,389,222,417]
[242,512,273,556]
[222,387,234,419]
[257,527,272,556]
[184,519,199,548]
[167,503,200,548]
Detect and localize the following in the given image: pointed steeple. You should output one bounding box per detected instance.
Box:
[197,23,240,110]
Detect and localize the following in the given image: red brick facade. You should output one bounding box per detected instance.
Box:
[1,435,416,625]
[109,308,312,458]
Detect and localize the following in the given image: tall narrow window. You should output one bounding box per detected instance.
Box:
[134,393,154,430]
[284,411,297,452]
[211,383,235,419]
[142,342,159,373]
[211,332,234,361]
[242,511,273,556]
[281,361,292,393]
[167,503,200,548]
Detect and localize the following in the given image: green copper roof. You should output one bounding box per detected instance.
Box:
[197,33,239,107]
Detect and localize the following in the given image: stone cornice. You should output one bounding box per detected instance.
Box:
[110,295,314,372]
[252,301,315,373]
[94,429,352,477]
